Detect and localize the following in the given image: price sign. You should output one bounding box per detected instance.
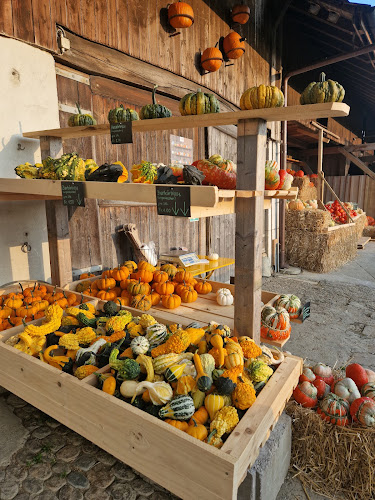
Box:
[300,301,311,322]
[110,122,133,145]
[61,182,85,207]
[156,186,191,217]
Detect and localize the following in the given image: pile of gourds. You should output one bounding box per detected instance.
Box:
[293,362,375,428]
[0,283,90,332]
[76,260,216,311]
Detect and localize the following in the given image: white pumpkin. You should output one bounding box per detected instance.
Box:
[207,253,219,261]
[216,288,234,306]
[130,336,150,355]
[333,377,361,403]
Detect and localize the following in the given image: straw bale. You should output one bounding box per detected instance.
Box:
[292,177,318,201]
[285,209,306,229]
[304,209,331,233]
[286,225,357,272]
[286,401,375,500]
[354,213,367,238]
[363,226,375,238]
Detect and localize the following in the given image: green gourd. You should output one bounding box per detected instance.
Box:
[108,104,139,123]
[192,388,206,409]
[164,364,186,383]
[139,86,172,120]
[214,376,236,395]
[194,353,212,392]
[179,90,220,116]
[68,103,97,127]
[146,323,168,348]
[159,395,195,420]
[153,352,194,374]
[300,73,345,105]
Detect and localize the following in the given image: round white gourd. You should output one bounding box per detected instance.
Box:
[216,289,234,306]
[130,336,150,355]
[207,253,219,261]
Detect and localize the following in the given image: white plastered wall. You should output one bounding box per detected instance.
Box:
[0,37,60,284]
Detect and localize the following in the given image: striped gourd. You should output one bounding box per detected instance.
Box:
[164,364,186,383]
[145,323,168,348]
[274,294,301,319]
[361,382,375,400]
[153,352,194,374]
[159,395,195,420]
[261,305,290,330]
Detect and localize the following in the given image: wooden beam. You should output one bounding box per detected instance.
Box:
[346,143,375,152]
[56,31,237,113]
[317,129,324,200]
[357,155,375,163]
[234,119,266,343]
[300,146,343,157]
[40,137,72,287]
[340,149,375,181]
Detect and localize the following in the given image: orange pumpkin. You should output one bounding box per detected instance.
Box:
[175,281,195,296]
[223,32,246,60]
[79,273,95,279]
[97,289,117,301]
[162,294,182,309]
[137,261,156,273]
[135,269,154,283]
[174,270,194,283]
[201,47,223,73]
[168,1,194,29]
[4,297,23,309]
[0,307,14,319]
[97,277,116,290]
[152,271,169,284]
[131,294,152,311]
[127,279,151,296]
[16,304,39,318]
[231,4,250,24]
[115,296,131,307]
[112,268,130,282]
[194,280,212,295]
[288,200,305,211]
[180,289,198,303]
[150,291,161,306]
[154,281,175,296]
[101,269,113,278]
[121,289,132,299]
[120,278,133,290]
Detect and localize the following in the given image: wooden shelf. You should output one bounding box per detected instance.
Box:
[264,186,298,200]
[23,103,350,139]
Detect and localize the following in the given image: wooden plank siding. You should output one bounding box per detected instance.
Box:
[324,175,375,217]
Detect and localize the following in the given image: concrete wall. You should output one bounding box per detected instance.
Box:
[0,37,59,284]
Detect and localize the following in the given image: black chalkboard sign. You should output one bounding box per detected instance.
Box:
[156,186,191,217]
[110,122,133,144]
[301,301,311,322]
[61,182,85,207]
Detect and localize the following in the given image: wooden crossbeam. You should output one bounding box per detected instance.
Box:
[340,149,375,181]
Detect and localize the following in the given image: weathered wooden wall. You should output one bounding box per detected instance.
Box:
[324,175,375,217]
[0,0,271,107]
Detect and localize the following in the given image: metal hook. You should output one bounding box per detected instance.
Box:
[21,242,31,253]
[17,144,25,151]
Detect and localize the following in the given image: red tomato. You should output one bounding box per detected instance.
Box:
[295,170,304,178]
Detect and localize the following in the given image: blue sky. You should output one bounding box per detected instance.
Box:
[349,0,375,4]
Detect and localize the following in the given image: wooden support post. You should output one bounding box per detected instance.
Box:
[234,119,266,343]
[317,128,324,201]
[40,137,72,287]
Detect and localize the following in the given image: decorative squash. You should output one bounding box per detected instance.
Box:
[189,406,209,426]
[350,397,375,427]
[168,1,194,29]
[204,393,225,421]
[176,375,197,395]
[265,161,280,190]
[127,279,151,296]
[300,73,345,105]
[261,305,290,330]
[179,90,220,116]
[240,85,284,110]
[161,294,181,309]
[216,288,234,306]
[201,47,223,73]
[231,4,250,24]
[159,395,195,420]
[194,280,212,295]
[332,378,361,404]
[313,378,331,400]
[224,352,243,370]
[130,336,150,355]
[164,364,186,383]
[146,323,168,348]
[180,288,198,303]
[193,353,212,392]
[139,86,172,120]
[274,294,301,319]
[108,105,139,123]
[288,199,305,211]
[361,382,375,400]
[131,294,152,311]
[186,419,208,441]
[154,281,175,296]
[232,379,256,410]
[293,381,318,408]
[312,363,334,386]
[123,261,137,272]
[223,32,245,60]
[299,367,316,384]
[160,264,178,278]
[68,103,96,127]
[317,393,350,426]
[215,376,236,395]
[346,363,369,390]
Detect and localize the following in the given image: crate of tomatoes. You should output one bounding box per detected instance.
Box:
[324,200,358,225]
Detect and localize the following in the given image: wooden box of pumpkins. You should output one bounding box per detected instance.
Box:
[0,292,302,500]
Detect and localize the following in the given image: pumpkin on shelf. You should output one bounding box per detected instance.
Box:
[174,270,193,283]
[160,263,178,278]
[201,47,223,73]
[300,73,345,105]
[131,294,152,311]
[168,1,194,29]
[179,90,220,116]
[194,280,212,295]
[154,281,175,296]
[216,288,234,306]
[139,86,172,120]
[161,294,182,310]
[231,4,250,24]
[288,199,305,211]
[223,32,246,60]
[265,160,280,190]
[68,103,97,127]
[180,289,198,303]
[240,85,284,110]
[293,381,318,408]
[274,294,301,319]
[108,105,139,123]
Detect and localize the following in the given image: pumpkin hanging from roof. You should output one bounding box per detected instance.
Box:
[300,72,345,105]
[240,85,284,110]
[68,103,97,127]
[231,4,250,25]
[223,32,246,60]
[201,47,223,73]
[108,105,139,124]
[139,86,172,120]
[179,90,220,116]
[168,1,194,29]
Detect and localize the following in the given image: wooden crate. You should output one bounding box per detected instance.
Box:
[0,329,301,500]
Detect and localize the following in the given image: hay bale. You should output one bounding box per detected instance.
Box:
[286,224,357,272]
[363,226,375,238]
[292,176,318,201]
[285,209,306,229]
[304,209,331,232]
[286,401,375,500]
[354,213,367,238]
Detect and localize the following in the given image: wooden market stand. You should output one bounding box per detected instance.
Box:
[0,102,349,499]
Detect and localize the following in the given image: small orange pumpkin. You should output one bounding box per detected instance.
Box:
[135,269,154,283]
[97,277,116,290]
[112,267,130,282]
[150,291,161,306]
[97,289,117,301]
[180,289,198,303]
[152,271,169,284]
[161,294,182,309]
[131,294,152,311]
[231,4,250,24]
[137,261,155,273]
[164,419,189,431]
[223,32,246,60]
[168,1,194,29]
[127,279,151,296]
[154,281,175,296]
[174,270,194,283]
[201,47,223,73]
[194,280,212,295]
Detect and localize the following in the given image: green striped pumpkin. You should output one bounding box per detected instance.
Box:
[274,294,301,319]
[361,382,375,400]
[261,305,290,330]
[159,395,195,420]
[145,323,168,348]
